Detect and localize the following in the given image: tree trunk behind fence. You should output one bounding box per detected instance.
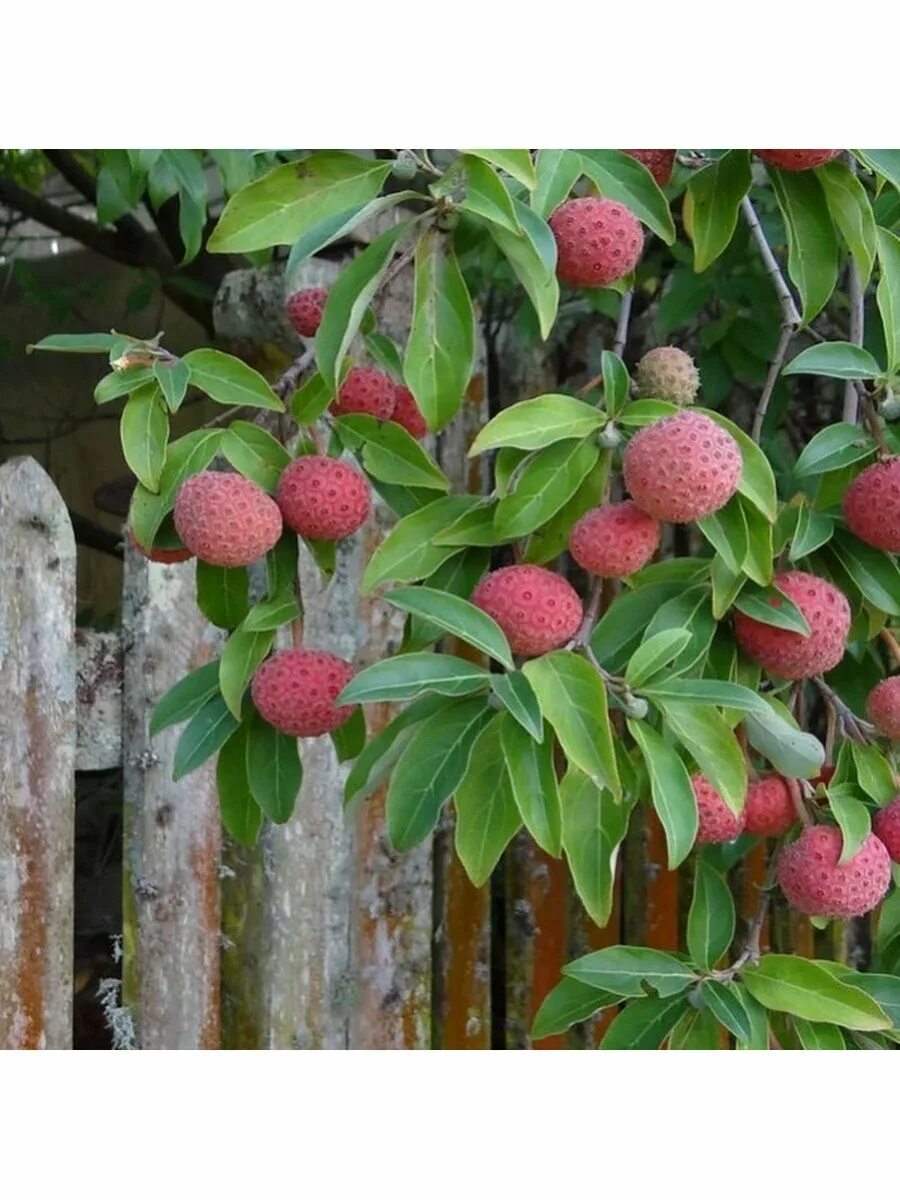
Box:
[0,457,76,1049]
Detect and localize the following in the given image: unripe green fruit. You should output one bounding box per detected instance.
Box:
[436,209,458,232]
[635,346,700,406]
[598,423,623,449]
[392,152,418,181]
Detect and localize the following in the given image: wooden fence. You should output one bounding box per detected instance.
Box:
[1,449,860,1050]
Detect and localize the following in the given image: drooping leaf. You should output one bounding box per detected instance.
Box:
[579,149,676,244]
[173,694,240,780]
[153,357,191,413]
[457,155,521,234]
[500,713,562,857]
[220,421,292,492]
[494,437,599,539]
[827,783,872,865]
[876,226,900,372]
[599,994,690,1050]
[329,705,367,763]
[686,150,752,272]
[817,159,877,285]
[627,719,697,869]
[361,495,477,592]
[336,414,449,491]
[128,428,224,548]
[700,980,754,1044]
[851,741,897,806]
[195,561,250,629]
[793,1018,847,1050]
[343,694,445,809]
[658,701,746,815]
[245,706,302,824]
[120,382,168,492]
[490,671,543,741]
[480,202,559,338]
[386,586,514,669]
[830,529,900,617]
[285,190,421,276]
[454,716,521,887]
[218,627,274,719]
[687,857,736,970]
[733,584,811,634]
[150,660,221,735]
[531,976,617,1041]
[217,724,263,846]
[560,767,631,927]
[462,150,536,190]
[769,167,839,323]
[531,149,582,220]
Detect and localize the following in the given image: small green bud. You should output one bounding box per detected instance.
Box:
[391,152,418,182]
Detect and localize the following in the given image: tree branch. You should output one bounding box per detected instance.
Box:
[751,322,793,443]
[613,288,633,358]
[741,194,802,329]
[843,157,864,424]
[0,173,122,260]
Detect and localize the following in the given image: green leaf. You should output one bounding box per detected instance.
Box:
[28,332,117,354]
[242,594,300,632]
[330,705,366,763]
[291,372,331,425]
[403,228,475,431]
[669,1006,723,1050]
[642,589,716,677]
[618,398,679,427]
[454,716,521,887]
[361,495,477,592]
[625,629,693,688]
[216,724,263,847]
[219,628,274,719]
[522,455,610,565]
[173,694,240,780]
[699,408,778,522]
[743,699,825,780]
[687,857,735,970]
[494,437,599,539]
[266,532,299,599]
[431,501,500,547]
[733,584,811,634]
[316,222,410,394]
[739,496,775,586]
[876,226,900,372]
[403,548,491,651]
[784,342,881,382]
[565,945,696,997]
[245,707,302,824]
[386,696,493,851]
[831,969,900,1029]
[591,580,691,672]
[531,976,616,1041]
[560,767,630,927]
[711,556,745,619]
[343,694,445,809]
[121,383,168,492]
[790,507,835,561]
[700,980,754,1043]
[697,497,748,574]
[851,741,897,805]
[457,155,521,233]
[285,191,421,277]
[817,160,877,285]
[195,561,250,629]
[831,529,900,617]
[338,652,489,704]
[793,1018,847,1050]
[385,586,514,669]
[642,677,767,714]
[579,149,676,245]
[220,421,291,492]
[482,202,559,339]
[855,149,900,195]
[741,956,891,1031]
[794,422,875,475]
[601,351,631,417]
[94,366,155,405]
[207,152,392,253]
[600,994,690,1050]
[470,394,605,455]
[627,719,697,869]
[660,701,746,816]
[184,348,283,412]
[828,784,871,865]
[531,149,582,220]
[500,713,562,856]
[153,358,191,413]
[522,652,620,798]
[489,671,543,741]
[149,661,221,735]
[463,150,536,189]
[336,415,449,491]
[127,428,224,548]
[769,168,839,323]
[686,150,752,271]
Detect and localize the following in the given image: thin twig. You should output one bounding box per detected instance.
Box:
[613,289,633,358]
[860,391,892,457]
[814,675,877,743]
[572,577,604,648]
[741,194,802,329]
[751,322,793,443]
[380,240,418,293]
[273,347,316,401]
[786,777,813,828]
[880,628,900,670]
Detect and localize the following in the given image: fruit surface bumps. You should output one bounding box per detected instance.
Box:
[873,798,900,863]
[842,457,900,553]
[621,149,676,187]
[174,471,282,567]
[568,501,660,579]
[548,197,643,288]
[332,366,396,420]
[635,347,700,406]
[471,565,582,657]
[755,150,841,171]
[390,385,428,439]
[285,286,328,337]
[733,570,850,679]
[744,774,796,837]
[622,410,741,522]
[277,455,370,541]
[777,824,891,918]
[866,675,900,739]
[691,775,745,843]
[251,649,356,737]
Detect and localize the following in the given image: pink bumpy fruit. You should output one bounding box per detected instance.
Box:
[332,366,396,420]
[755,150,841,171]
[277,455,370,541]
[548,197,643,289]
[733,570,850,679]
[866,676,900,739]
[873,798,900,863]
[174,472,282,568]
[622,410,741,523]
[692,775,745,844]
[842,457,900,553]
[471,565,582,658]
[568,501,661,579]
[744,774,796,837]
[390,385,428,440]
[285,287,328,337]
[251,649,356,737]
[777,824,891,918]
[621,149,676,187]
